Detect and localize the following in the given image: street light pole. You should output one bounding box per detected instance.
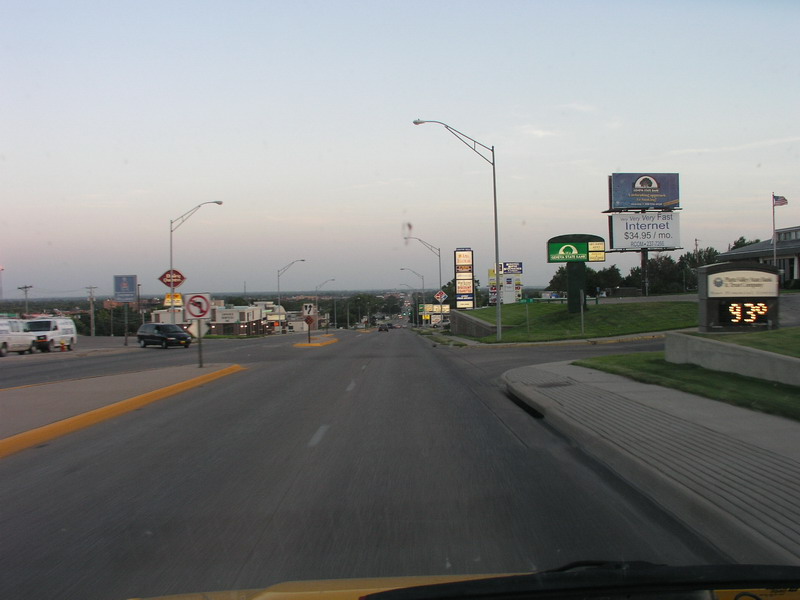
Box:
[169,201,223,323]
[405,235,443,321]
[315,278,335,313]
[277,259,305,308]
[413,118,502,341]
[401,267,425,326]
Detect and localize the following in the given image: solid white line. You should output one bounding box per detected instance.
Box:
[308,424,330,447]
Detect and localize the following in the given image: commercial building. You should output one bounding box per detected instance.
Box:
[717,225,800,286]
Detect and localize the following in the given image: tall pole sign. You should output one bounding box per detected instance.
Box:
[454,248,475,310]
[547,234,605,314]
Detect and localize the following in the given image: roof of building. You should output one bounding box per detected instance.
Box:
[718,226,800,261]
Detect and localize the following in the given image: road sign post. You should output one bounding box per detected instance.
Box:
[185,293,211,368]
[304,315,315,343]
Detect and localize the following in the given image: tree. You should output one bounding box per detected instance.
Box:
[546,267,568,292]
[623,254,683,294]
[587,265,623,293]
[730,236,761,250]
[678,247,720,290]
[548,264,622,296]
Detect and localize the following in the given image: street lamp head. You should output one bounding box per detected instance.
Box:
[212,201,223,205]
[412,119,426,125]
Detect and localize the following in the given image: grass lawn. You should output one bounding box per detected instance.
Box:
[467,301,697,343]
[573,350,800,422]
[690,326,800,359]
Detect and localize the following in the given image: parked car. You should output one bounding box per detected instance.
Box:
[136,323,192,348]
[25,317,78,352]
[0,319,37,355]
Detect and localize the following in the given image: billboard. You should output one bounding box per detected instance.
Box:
[609,212,681,249]
[114,275,137,303]
[609,173,679,210]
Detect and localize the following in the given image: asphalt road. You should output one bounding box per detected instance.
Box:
[1,329,724,599]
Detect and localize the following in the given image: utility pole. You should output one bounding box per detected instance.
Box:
[86,286,97,336]
[18,285,32,315]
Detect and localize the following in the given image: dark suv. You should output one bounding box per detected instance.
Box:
[136,323,192,348]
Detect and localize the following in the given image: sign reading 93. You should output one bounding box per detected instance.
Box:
[720,301,770,325]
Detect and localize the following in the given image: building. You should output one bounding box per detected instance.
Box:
[149,300,309,335]
[717,225,800,286]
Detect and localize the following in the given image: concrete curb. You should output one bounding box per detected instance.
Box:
[0,364,246,459]
[501,369,800,564]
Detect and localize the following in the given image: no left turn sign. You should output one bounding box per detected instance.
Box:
[185,293,212,319]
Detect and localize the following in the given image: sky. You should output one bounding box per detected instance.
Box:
[1,0,799,299]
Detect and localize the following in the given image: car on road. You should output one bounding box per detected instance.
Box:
[136,323,192,348]
[378,324,389,331]
[0,319,37,356]
[25,317,78,352]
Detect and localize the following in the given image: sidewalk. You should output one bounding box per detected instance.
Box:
[502,361,800,565]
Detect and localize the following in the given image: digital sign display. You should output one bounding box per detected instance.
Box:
[719,302,770,325]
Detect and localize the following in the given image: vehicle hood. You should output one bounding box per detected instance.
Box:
[128,574,500,600]
[128,563,800,600]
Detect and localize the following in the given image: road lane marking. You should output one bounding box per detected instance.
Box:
[346,380,356,392]
[0,364,246,460]
[308,425,330,447]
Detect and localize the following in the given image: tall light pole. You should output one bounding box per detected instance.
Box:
[315,278,335,312]
[277,259,305,333]
[169,201,223,323]
[413,118,502,341]
[405,236,443,319]
[277,259,305,308]
[401,267,425,326]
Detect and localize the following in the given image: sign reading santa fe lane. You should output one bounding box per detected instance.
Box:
[159,269,186,288]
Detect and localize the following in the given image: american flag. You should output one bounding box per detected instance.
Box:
[773,195,788,206]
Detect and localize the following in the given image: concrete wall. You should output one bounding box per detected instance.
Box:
[450,310,497,338]
[665,331,800,387]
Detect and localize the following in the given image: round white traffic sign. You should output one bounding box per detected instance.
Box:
[185,293,211,319]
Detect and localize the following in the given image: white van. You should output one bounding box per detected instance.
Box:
[25,318,78,352]
[0,319,37,356]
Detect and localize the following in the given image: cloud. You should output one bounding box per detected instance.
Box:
[557,102,597,113]
[667,136,800,156]
[519,125,559,138]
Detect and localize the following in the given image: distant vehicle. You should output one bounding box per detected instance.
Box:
[0,319,37,356]
[137,323,192,348]
[378,324,389,331]
[25,317,78,352]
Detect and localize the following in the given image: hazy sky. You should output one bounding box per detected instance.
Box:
[2,0,798,298]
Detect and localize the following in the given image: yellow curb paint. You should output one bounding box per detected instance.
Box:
[294,337,340,348]
[0,364,246,460]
